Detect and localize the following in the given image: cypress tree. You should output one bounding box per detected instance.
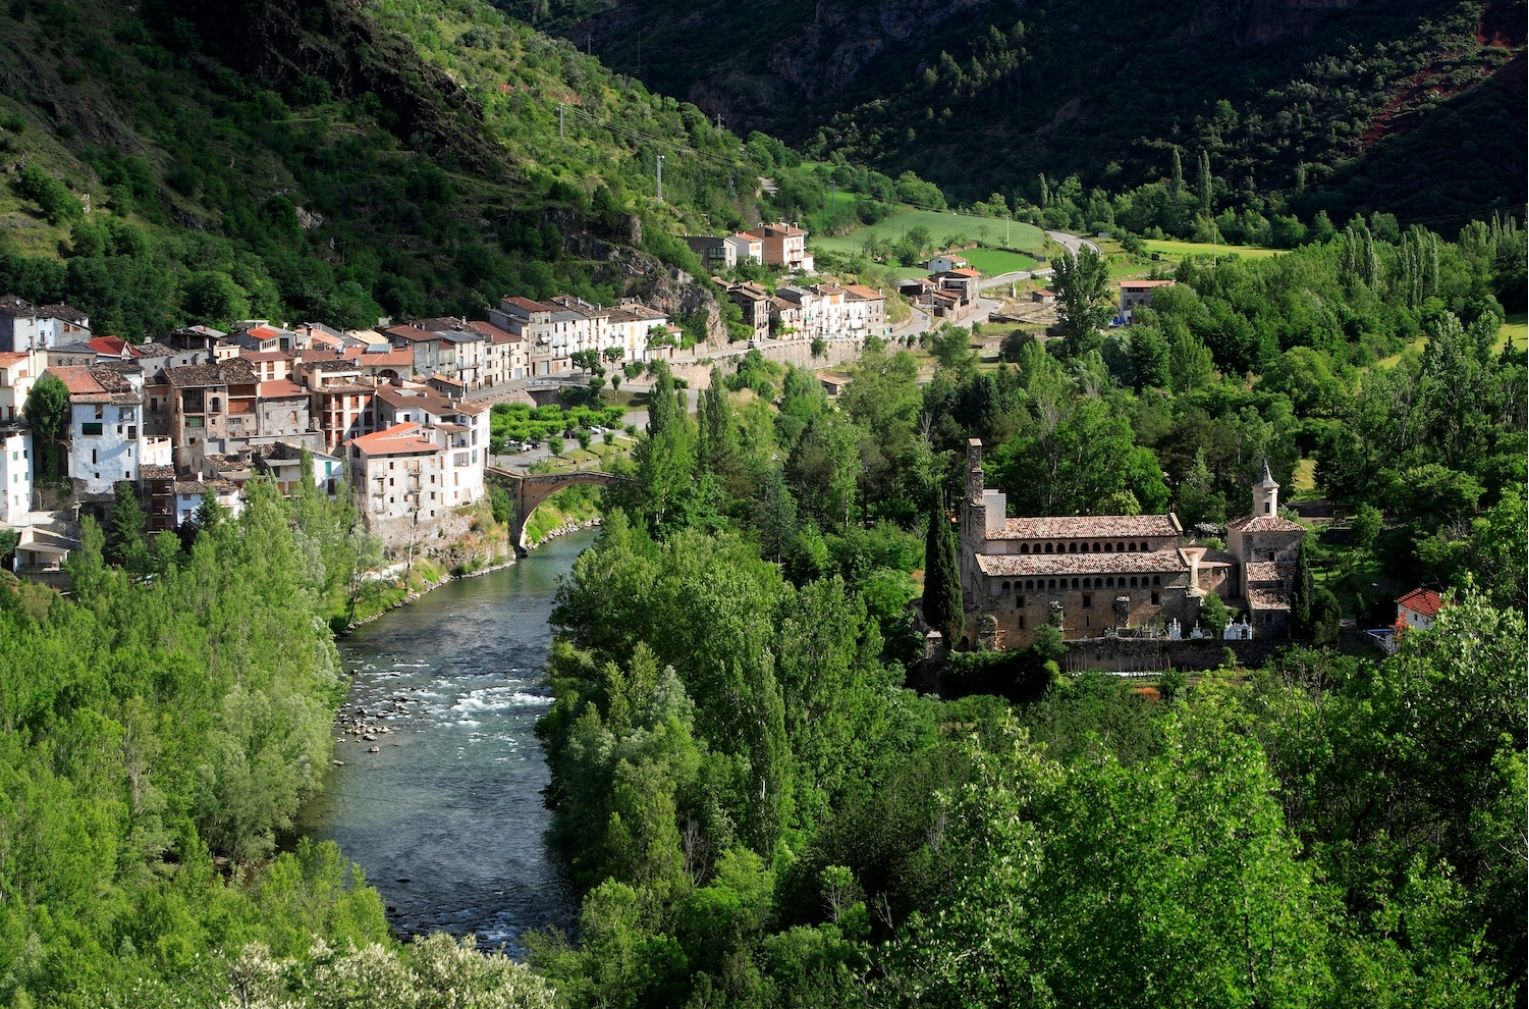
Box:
[1289,541,1313,638]
[922,489,963,647]
[1170,147,1184,203]
[105,480,146,569]
[1197,150,1212,213]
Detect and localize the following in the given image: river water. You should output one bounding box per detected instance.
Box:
[295,529,597,951]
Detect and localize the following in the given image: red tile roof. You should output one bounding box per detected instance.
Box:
[258,379,306,398]
[87,336,132,357]
[1397,588,1445,618]
[1226,514,1305,533]
[946,267,981,278]
[242,350,292,363]
[48,366,105,396]
[247,324,282,339]
[988,514,1181,540]
[975,548,1189,577]
[501,296,554,313]
[1120,279,1177,289]
[349,422,442,457]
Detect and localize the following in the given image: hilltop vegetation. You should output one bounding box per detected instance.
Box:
[0,0,775,339]
[523,0,1525,231]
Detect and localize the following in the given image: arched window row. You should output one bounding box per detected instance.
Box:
[1017,540,1155,555]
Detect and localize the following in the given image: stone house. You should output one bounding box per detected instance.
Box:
[725,282,773,342]
[1119,279,1176,322]
[959,440,1305,648]
[346,422,448,535]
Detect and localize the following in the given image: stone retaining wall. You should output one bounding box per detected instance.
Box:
[1062,635,1288,673]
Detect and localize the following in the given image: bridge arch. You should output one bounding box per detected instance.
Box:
[486,467,627,555]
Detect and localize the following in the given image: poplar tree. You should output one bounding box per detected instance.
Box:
[1196,149,1212,213]
[1170,147,1183,203]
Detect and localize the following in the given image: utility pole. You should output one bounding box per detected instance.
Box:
[558,103,565,140]
[656,154,665,203]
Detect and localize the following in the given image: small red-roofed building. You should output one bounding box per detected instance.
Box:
[1396,588,1446,633]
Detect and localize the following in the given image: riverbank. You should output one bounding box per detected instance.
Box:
[343,496,604,632]
[298,528,595,948]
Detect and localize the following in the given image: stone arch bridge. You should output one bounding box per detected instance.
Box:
[485,466,627,554]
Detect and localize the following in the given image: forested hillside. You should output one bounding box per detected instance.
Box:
[519,0,1526,229]
[0,0,768,339]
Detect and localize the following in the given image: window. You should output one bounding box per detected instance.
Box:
[93,405,104,420]
[1068,542,1077,553]
[81,422,103,436]
[1016,596,1025,608]
[127,426,136,440]
[91,449,97,464]
[1264,501,1272,514]
[1151,591,1160,606]
[1153,575,1161,587]
[1083,593,1093,609]
[1018,615,1026,629]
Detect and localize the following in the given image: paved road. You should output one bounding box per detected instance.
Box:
[1046,229,1101,256]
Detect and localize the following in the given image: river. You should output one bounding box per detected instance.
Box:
[295,528,597,951]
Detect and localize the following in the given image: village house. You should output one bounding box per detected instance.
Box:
[0,296,90,352]
[467,320,524,386]
[0,418,32,526]
[843,284,887,338]
[297,361,377,453]
[606,301,666,361]
[241,349,293,383]
[171,477,245,527]
[726,233,764,265]
[49,365,171,499]
[925,254,970,274]
[725,282,773,342]
[1032,288,1057,305]
[1396,587,1446,632]
[165,325,226,356]
[346,421,447,536]
[0,350,40,423]
[162,358,261,464]
[958,440,1305,649]
[252,441,344,499]
[684,236,738,271]
[1119,279,1176,322]
[742,222,813,273]
[385,324,446,379]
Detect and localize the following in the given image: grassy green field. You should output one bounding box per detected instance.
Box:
[964,247,1041,275]
[1144,239,1286,260]
[1496,312,1527,354]
[812,206,1047,257]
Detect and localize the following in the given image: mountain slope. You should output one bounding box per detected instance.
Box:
[519,0,1526,228]
[0,0,762,338]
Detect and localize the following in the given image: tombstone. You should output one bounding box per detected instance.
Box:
[923,629,943,660]
[1167,617,1181,641]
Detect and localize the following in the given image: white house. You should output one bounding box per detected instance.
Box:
[347,422,447,532]
[0,421,32,525]
[1396,588,1445,632]
[0,296,89,352]
[50,365,154,497]
[926,255,970,274]
[172,478,245,526]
